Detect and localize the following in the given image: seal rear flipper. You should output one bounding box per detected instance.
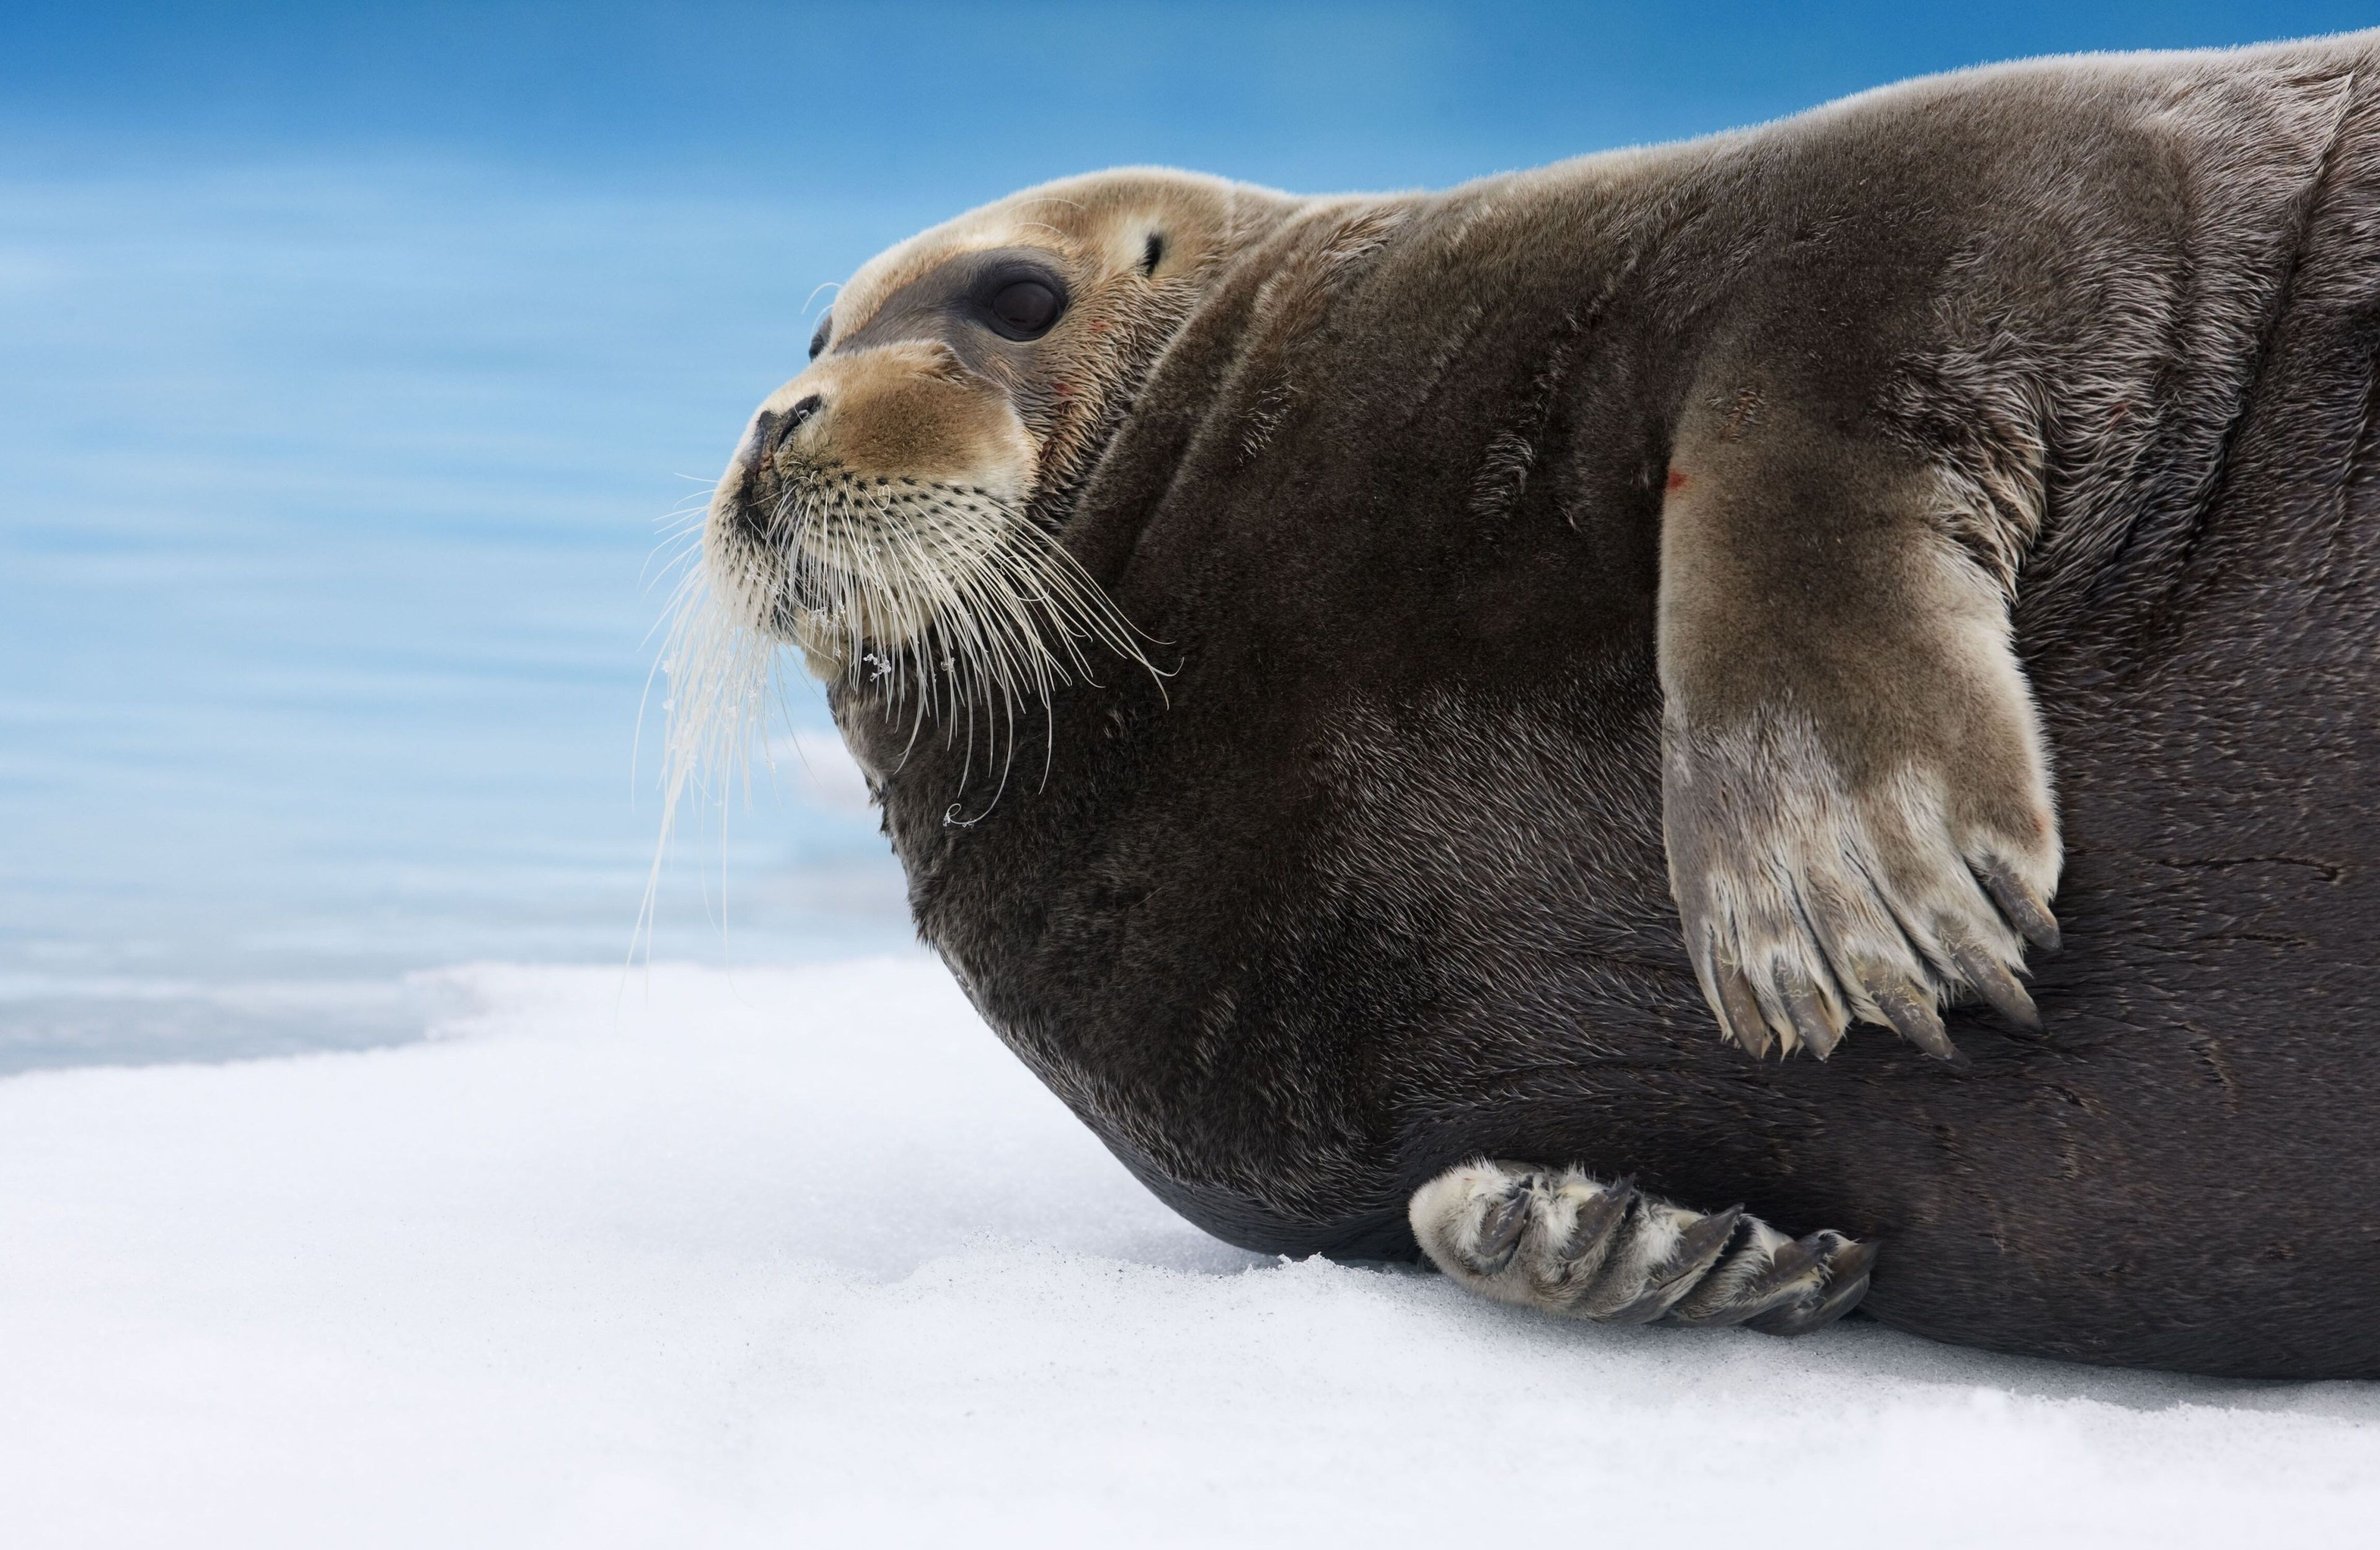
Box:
[1408,1159,1876,1335]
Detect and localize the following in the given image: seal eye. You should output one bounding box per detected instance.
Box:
[808,315,832,359]
[984,278,1063,340]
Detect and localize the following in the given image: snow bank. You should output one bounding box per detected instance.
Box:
[2,958,2371,1546]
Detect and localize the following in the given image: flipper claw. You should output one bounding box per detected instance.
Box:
[1409,1161,1875,1338]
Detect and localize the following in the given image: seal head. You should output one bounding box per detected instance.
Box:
[701,169,1295,737]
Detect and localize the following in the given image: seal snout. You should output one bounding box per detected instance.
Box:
[744,392,825,473]
[726,391,830,545]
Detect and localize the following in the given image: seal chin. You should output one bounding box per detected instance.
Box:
[724,455,1041,666]
[767,592,845,680]
[766,477,1138,717]
[706,447,1143,746]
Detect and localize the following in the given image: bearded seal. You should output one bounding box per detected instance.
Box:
[679,33,2380,1375]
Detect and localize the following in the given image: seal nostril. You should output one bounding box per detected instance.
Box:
[744,408,782,461]
[749,394,824,466]
[747,390,833,469]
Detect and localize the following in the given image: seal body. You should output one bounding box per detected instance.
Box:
[808,37,2380,1376]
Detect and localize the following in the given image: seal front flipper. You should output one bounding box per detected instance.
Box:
[1408,1160,1875,1334]
[1656,377,2061,1061]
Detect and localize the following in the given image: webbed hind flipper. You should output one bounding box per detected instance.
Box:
[1409,1158,1875,1335]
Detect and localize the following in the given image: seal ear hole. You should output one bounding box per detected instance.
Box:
[1139,233,1165,276]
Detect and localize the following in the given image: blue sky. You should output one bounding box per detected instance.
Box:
[2,2,2368,1063]
[6,2,2373,191]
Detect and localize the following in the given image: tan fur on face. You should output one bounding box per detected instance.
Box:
[705,167,1292,675]
[808,168,1288,532]
[667,167,1300,817]
[826,169,1261,354]
[765,343,1034,495]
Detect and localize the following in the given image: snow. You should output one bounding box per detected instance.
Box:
[2,958,2373,1546]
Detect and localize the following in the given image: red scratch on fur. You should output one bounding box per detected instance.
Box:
[1665,467,1691,493]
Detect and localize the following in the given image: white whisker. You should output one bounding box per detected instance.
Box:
[643,458,1161,958]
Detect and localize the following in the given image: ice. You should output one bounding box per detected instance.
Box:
[2,956,2373,1546]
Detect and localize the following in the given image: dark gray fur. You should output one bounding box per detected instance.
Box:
[825,37,2380,1376]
